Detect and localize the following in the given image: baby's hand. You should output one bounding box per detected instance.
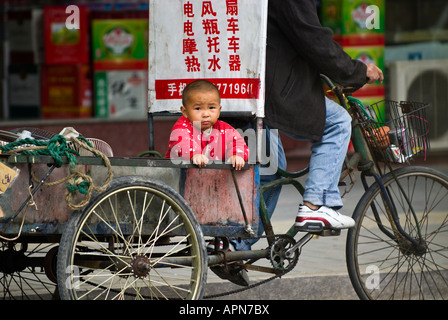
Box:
[229,155,245,170]
[192,154,209,167]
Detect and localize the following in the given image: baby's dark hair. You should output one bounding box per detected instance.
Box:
[182,80,221,106]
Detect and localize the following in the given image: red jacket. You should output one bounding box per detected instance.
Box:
[165,116,249,162]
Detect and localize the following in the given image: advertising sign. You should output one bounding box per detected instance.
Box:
[148,0,268,116]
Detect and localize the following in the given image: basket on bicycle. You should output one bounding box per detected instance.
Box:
[360,100,430,164]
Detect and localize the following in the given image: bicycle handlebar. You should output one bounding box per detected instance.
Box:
[320,74,363,95]
[320,74,346,108]
[320,74,364,109]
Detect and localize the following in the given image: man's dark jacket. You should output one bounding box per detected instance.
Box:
[264,0,368,141]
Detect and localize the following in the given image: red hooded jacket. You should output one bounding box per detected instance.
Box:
[165,116,249,162]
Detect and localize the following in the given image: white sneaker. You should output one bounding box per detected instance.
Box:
[295,204,355,232]
[207,240,225,252]
[207,240,236,252]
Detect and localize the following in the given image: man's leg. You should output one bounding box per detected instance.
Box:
[302,97,351,208]
[295,97,355,231]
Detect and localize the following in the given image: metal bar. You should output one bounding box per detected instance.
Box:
[2,154,251,170]
[207,249,269,267]
[259,173,307,241]
[285,233,314,256]
[372,173,421,247]
[147,114,155,151]
[231,170,249,225]
[73,249,269,270]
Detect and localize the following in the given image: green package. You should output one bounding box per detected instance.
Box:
[343,45,384,70]
[92,19,148,64]
[322,0,385,36]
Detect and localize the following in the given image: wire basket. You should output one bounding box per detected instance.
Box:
[361,100,430,164]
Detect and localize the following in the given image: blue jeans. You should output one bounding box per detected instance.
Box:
[234,97,351,250]
[300,97,352,209]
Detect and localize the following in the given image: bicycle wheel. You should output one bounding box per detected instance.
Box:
[57,176,207,300]
[347,166,448,300]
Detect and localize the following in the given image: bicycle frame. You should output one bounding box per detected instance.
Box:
[256,75,424,252]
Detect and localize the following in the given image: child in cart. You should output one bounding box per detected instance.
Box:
[165,79,251,286]
[165,80,249,169]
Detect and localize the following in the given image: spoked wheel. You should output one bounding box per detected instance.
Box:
[0,241,59,300]
[347,166,448,300]
[57,176,207,300]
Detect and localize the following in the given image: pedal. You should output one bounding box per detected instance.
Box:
[316,229,341,237]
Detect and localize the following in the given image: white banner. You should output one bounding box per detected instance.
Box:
[148,0,267,116]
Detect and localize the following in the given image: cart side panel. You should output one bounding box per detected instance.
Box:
[0,161,182,235]
[182,166,259,236]
[89,165,182,194]
[2,163,73,225]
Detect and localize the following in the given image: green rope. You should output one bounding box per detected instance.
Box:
[0,134,95,166]
[0,134,95,195]
[0,134,78,167]
[66,177,90,195]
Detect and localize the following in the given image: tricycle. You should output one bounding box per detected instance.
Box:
[0,76,447,300]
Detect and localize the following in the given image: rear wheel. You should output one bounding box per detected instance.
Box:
[57,176,207,300]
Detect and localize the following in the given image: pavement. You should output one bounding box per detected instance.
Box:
[204,153,448,300]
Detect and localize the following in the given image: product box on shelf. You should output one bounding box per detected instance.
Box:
[94,70,147,119]
[343,45,384,97]
[344,45,384,69]
[7,64,41,119]
[41,64,92,118]
[321,0,385,46]
[321,0,385,102]
[43,6,90,64]
[92,19,148,70]
[7,9,44,64]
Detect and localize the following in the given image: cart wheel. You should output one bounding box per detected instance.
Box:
[0,242,59,300]
[57,176,207,300]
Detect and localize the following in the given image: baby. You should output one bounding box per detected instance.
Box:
[165,80,249,169]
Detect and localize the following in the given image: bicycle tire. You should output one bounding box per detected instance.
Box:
[57,176,207,300]
[346,166,448,300]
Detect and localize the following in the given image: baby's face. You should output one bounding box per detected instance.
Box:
[181,90,222,131]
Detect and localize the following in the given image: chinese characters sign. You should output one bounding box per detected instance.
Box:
[148,0,268,116]
[182,0,241,73]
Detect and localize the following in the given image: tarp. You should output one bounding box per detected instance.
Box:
[148,0,268,117]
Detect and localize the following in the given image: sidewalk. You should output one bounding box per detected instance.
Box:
[205,153,448,300]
